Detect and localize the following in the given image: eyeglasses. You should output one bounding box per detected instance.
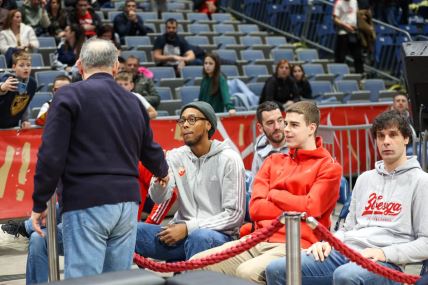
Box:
[176,116,208,126]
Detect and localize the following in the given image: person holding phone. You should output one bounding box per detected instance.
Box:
[0,50,37,129]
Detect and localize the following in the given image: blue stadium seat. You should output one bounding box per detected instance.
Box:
[240,50,265,61]
[222,65,240,77]
[211,13,234,23]
[108,11,122,21]
[238,24,260,35]
[362,79,396,102]
[28,92,52,113]
[271,49,295,62]
[303,63,335,81]
[166,2,186,11]
[213,35,237,48]
[181,66,203,86]
[35,70,67,92]
[240,36,263,46]
[296,48,319,63]
[265,36,288,48]
[309,80,344,103]
[188,23,211,34]
[213,24,236,34]
[124,36,151,47]
[179,86,200,105]
[38,37,56,48]
[187,13,210,23]
[150,67,185,91]
[335,80,371,102]
[327,63,362,81]
[137,12,158,21]
[247,82,264,97]
[155,87,173,100]
[31,53,44,67]
[215,49,238,62]
[185,35,210,45]
[161,12,185,21]
[242,65,269,82]
[0,55,6,68]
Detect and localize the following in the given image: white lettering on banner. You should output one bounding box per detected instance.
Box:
[362,193,402,216]
[0,146,15,198]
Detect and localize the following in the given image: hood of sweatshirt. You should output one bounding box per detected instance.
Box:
[338,156,428,264]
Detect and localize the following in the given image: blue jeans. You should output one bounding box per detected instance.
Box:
[135,223,232,261]
[265,249,401,285]
[62,202,138,279]
[26,224,64,285]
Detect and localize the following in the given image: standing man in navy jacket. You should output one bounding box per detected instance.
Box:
[31,38,169,279]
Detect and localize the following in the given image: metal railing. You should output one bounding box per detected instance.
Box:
[221,0,413,81]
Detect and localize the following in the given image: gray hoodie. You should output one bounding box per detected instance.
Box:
[336,156,428,265]
[149,139,246,237]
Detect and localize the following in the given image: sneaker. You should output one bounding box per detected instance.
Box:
[1,220,29,238]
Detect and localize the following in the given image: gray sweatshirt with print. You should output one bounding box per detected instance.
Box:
[335,156,428,265]
[149,139,246,237]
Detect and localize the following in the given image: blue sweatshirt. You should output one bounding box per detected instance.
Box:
[33,73,168,213]
[0,75,37,128]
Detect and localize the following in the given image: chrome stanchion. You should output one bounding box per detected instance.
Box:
[283,212,303,285]
[47,194,60,282]
[422,131,428,171]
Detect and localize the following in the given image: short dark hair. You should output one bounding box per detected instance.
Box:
[165,18,177,25]
[256,101,281,123]
[53,75,71,85]
[371,110,412,140]
[393,92,408,101]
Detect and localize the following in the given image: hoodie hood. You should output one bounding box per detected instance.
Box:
[375,155,421,176]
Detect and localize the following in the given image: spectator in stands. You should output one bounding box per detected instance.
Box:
[0,0,8,29]
[333,0,364,74]
[67,0,101,38]
[20,0,50,36]
[152,18,196,75]
[115,71,157,119]
[192,101,342,284]
[0,0,17,10]
[0,50,37,129]
[135,101,246,261]
[357,0,376,64]
[113,0,147,45]
[265,110,428,285]
[125,55,160,109]
[399,0,410,24]
[31,38,169,279]
[0,9,39,66]
[291,64,313,100]
[199,52,236,115]
[259,59,298,111]
[97,24,121,49]
[150,0,166,18]
[46,0,67,39]
[193,0,218,15]
[36,75,71,126]
[56,23,85,68]
[251,101,288,181]
[118,55,126,72]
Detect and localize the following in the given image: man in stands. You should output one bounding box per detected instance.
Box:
[192,101,342,284]
[152,18,195,75]
[113,0,148,45]
[391,92,411,123]
[266,110,428,285]
[125,55,160,108]
[67,0,101,38]
[135,101,246,261]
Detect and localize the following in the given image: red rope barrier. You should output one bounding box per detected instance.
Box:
[311,219,420,284]
[133,217,284,272]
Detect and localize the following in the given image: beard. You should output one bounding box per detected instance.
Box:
[167,32,177,41]
[266,130,285,144]
[184,132,204,147]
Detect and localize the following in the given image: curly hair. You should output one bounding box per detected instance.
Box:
[371,110,412,140]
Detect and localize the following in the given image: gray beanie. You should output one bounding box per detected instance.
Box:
[180,101,217,138]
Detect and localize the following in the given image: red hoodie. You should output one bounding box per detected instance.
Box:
[250,137,342,248]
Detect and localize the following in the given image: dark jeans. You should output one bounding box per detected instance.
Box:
[335,34,364,74]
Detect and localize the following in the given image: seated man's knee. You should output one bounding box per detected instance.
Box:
[333,263,359,284]
[266,258,285,285]
[236,263,262,282]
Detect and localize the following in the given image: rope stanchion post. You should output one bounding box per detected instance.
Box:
[47,194,60,282]
[284,212,304,285]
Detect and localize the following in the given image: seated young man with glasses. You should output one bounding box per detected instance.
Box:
[135,101,246,261]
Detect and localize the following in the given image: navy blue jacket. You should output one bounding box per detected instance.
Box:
[0,75,37,128]
[33,73,168,213]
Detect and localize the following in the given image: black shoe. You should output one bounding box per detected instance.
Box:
[1,220,29,238]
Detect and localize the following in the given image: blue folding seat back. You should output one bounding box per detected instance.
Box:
[297,48,319,62]
[243,65,268,78]
[124,36,151,47]
[0,55,6,68]
[185,36,210,46]
[28,92,52,111]
[247,82,264,97]
[302,63,325,79]
[180,86,200,105]
[272,49,294,62]
[187,12,210,23]
[240,36,263,46]
[35,70,66,92]
[120,50,147,62]
[188,24,211,34]
[221,65,240,77]
[362,79,387,102]
[162,12,184,21]
[150,67,176,83]
[266,36,287,47]
[327,63,350,80]
[213,24,235,34]
[31,53,44,67]
[215,50,238,62]
[213,36,237,48]
[238,24,259,34]
[240,50,265,61]
[155,87,173,100]
[211,13,233,22]
[38,37,56,48]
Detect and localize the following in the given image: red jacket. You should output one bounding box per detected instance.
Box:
[250,137,342,248]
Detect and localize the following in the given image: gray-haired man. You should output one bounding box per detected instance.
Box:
[31,38,169,279]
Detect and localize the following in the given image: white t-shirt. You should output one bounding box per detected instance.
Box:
[333,0,358,35]
[132,92,152,110]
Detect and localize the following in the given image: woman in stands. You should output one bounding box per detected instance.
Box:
[56,23,85,68]
[259,59,298,111]
[97,24,121,50]
[199,52,236,115]
[0,9,39,66]
[291,64,313,100]
[46,0,67,40]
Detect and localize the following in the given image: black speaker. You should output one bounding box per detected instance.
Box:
[401,41,428,132]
